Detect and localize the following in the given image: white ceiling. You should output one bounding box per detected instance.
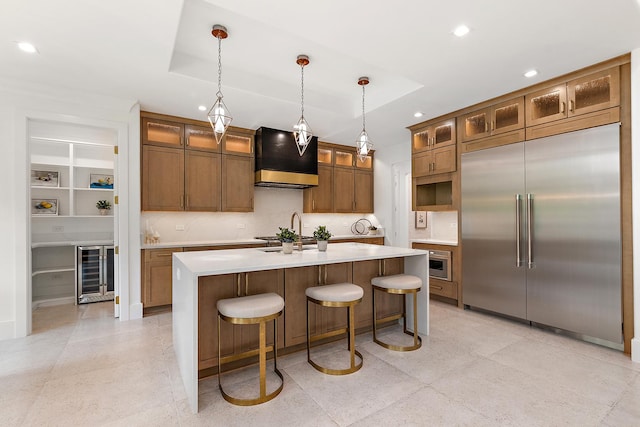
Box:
[2,0,640,148]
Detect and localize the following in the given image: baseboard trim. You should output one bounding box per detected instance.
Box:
[32,297,75,310]
[0,320,15,341]
[130,302,143,320]
[632,337,640,363]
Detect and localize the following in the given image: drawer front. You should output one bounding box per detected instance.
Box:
[145,248,182,261]
[429,279,457,299]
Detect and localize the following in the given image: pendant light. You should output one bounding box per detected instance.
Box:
[207,25,232,144]
[293,55,313,156]
[356,76,372,161]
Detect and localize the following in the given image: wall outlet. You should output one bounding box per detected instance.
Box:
[237,223,245,229]
[175,225,185,231]
[52,226,64,232]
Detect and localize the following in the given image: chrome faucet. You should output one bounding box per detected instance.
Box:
[290,211,303,251]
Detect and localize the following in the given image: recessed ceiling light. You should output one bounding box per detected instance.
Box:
[524,69,538,78]
[453,25,470,37]
[17,42,37,53]
[414,112,424,118]
[198,105,207,111]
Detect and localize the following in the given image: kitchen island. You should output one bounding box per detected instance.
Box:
[172,242,429,413]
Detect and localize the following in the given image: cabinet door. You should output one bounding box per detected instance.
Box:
[354,170,373,213]
[412,127,431,153]
[284,265,321,347]
[352,260,378,329]
[460,108,491,142]
[432,145,457,175]
[567,67,620,117]
[334,149,354,169]
[307,164,333,213]
[412,151,432,178]
[526,84,568,126]
[142,145,184,211]
[142,117,184,148]
[491,97,524,135]
[185,151,221,212]
[185,124,220,152]
[376,258,404,319]
[433,120,456,148]
[222,132,254,156]
[198,274,238,370]
[221,154,254,212]
[142,248,183,308]
[237,269,285,353]
[333,167,355,213]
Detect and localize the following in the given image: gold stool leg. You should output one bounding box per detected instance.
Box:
[259,320,266,399]
[372,287,422,352]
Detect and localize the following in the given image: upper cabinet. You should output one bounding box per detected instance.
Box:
[412,119,455,153]
[303,142,374,214]
[141,112,255,212]
[460,97,524,143]
[526,67,620,127]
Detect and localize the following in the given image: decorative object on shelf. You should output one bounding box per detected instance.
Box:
[31,170,59,187]
[96,199,111,215]
[32,199,58,215]
[355,76,372,162]
[90,174,114,189]
[276,226,298,254]
[207,24,233,145]
[368,225,378,235]
[313,225,332,252]
[293,54,312,156]
[415,211,427,229]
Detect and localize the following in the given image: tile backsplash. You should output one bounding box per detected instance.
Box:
[408,210,458,243]
[141,187,381,243]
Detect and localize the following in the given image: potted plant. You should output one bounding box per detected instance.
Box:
[368,225,378,235]
[96,200,111,215]
[276,227,298,254]
[313,225,332,252]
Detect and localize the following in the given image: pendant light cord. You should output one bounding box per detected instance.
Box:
[300,64,305,117]
[217,34,223,99]
[362,84,366,131]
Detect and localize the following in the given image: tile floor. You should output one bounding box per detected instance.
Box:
[1,301,639,426]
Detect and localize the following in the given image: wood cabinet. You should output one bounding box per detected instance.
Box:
[525,67,620,127]
[142,248,183,308]
[197,269,284,371]
[413,173,458,211]
[412,119,455,153]
[284,263,352,347]
[460,97,524,142]
[412,145,456,178]
[352,258,403,330]
[303,142,374,214]
[141,112,255,212]
[412,242,460,305]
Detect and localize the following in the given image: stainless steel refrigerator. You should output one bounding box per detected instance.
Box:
[461,123,622,347]
[76,245,114,304]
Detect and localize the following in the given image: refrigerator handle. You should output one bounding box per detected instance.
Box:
[515,194,522,267]
[527,193,534,268]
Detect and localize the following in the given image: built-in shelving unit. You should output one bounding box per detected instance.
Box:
[29,119,117,307]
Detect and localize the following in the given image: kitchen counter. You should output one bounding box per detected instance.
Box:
[411,238,458,246]
[172,242,428,413]
[141,234,383,250]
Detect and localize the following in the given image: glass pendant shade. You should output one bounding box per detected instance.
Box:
[356,129,372,161]
[293,115,313,156]
[207,96,232,145]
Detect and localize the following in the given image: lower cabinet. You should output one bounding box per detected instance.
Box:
[198,269,285,371]
[142,248,183,308]
[352,258,404,330]
[284,263,352,347]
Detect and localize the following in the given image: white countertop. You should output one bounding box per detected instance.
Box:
[142,234,383,250]
[32,240,114,248]
[411,238,458,246]
[174,242,427,276]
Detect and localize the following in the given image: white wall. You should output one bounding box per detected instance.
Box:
[0,83,135,340]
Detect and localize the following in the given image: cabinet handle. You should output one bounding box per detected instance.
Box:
[569,99,575,113]
[180,195,184,208]
[156,253,172,257]
[430,285,443,290]
[560,101,566,114]
[491,120,495,131]
[318,265,322,285]
[312,200,316,211]
[185,195,189,209]
[245,272,249,295]
[378,259,382,276]
[484,121,488,132]
[324,265,328,284]
[236,274,241,297]
[382,259,386,276]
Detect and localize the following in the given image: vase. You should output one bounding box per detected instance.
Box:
[99,209,109,216]
[317,240,328,252]
[282,242,294,254]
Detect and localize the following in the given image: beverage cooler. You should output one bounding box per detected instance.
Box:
[76,245,114,304]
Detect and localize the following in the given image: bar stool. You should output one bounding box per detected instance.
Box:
[371,274,422,351]
[217,292,284,406]
[306,283,364,375]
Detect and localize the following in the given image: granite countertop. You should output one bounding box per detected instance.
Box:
[142,234,383,250]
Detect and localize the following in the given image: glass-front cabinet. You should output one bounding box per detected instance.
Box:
[412,119,455,153]
[460,97,524,142]
[526,67,620,127]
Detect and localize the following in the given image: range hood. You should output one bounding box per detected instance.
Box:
[254,127,318,189]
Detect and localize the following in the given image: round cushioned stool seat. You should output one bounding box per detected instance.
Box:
[217,292,284,319]
[306,283,364,302]
[371,274,422,290]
